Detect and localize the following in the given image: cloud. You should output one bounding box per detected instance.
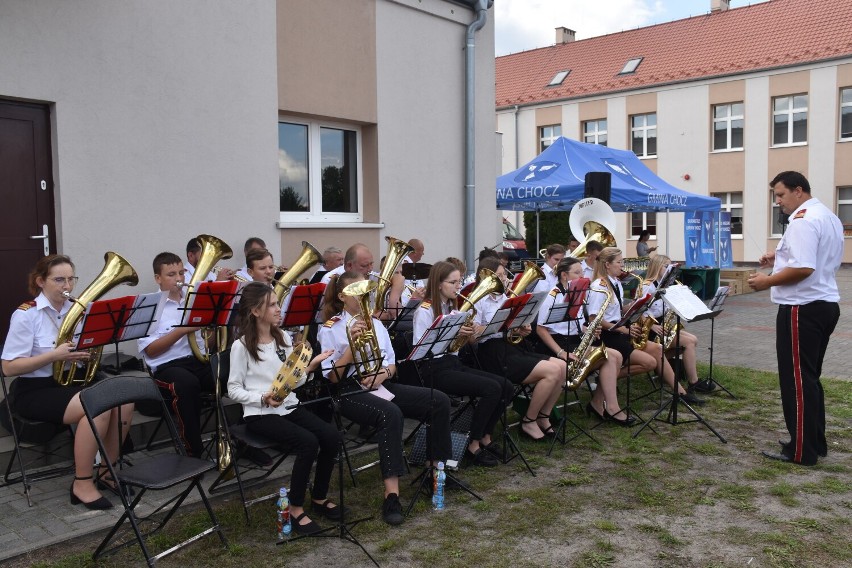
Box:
[278,147,308,193]
[495,0,666,56]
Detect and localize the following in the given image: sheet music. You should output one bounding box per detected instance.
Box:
[661,284,712,321]
[507,290,548,329]
[613,292,653,328]
[481,306,513,337]
[407,312,467,361]
[542,303,572,326]
[123,292,164,341]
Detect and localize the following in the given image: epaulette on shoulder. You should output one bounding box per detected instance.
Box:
[598,278,607,286]
[420,301,431,310]
[549,288,558,297]
[793,209,807,220]
[17,300,36,311]
[323,315,341,328]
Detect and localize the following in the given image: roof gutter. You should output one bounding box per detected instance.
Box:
[463,0,492,272]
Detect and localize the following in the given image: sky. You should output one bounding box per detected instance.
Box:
[495,0,771,56]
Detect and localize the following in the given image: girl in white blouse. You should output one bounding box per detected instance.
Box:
[228,282,339,535]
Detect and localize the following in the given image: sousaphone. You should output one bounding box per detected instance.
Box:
[568,197,618,258]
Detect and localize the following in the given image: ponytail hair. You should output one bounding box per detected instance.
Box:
[322,271,363,321]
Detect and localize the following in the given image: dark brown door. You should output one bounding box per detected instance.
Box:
[0,100,55,340]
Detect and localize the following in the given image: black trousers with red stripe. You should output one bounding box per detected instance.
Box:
[776,301,839,465]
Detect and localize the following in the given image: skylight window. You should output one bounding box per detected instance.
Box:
[547,70,570,86]
[619,57,643,74]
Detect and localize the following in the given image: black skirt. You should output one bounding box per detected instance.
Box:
[10,375,86,424]
[600,328,634,363]
[478,338,549,384]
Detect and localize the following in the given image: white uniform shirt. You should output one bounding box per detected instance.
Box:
[533,266,558,294]
[537,287,583,336]
[772,197,843,305]
[137,292,198,372]
[473,293,508,341]
[235,265,251,284]
[588,277,622,324]
[320,265,346,286]
[412,300,459,359]
[183,262,216,283]
[581,260,594,280]
[318,313,395,379]
[641,281,665,319]
[2,293,72,377]
[227,335,301,417]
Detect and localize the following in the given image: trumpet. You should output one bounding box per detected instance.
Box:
[212,266,248,283]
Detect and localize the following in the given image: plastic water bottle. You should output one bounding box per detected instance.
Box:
[276,487,291,539]
[432,462,446,511]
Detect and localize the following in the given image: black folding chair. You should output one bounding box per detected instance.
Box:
[79,375,227,566]
[0,368,74,506]
[207,350,290,522]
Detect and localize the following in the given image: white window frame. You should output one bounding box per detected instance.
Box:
[278,117,363,224]
[712,192,743,238]
[539,124,562,152]
[583,119,608,146]
[630,113,657,158]
[837,186,852,237]
[628,212,656,240]
[711,102,744,152]
[770,195,784,238]
[841,87,852,141]
[772,94,808,147]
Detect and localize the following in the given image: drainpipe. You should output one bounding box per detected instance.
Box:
[464,0,492,271]
[513,104,521,246]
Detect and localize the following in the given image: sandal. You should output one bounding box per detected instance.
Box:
[536,412,557,437]
[519,415,545,441]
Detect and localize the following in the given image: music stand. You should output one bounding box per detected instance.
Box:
[538,288,601,452]
[404,312,482,514]
[281,283,326,343]
[632,285,727,443]
[702,286,733,398]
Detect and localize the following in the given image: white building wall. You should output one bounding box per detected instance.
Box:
[657,85,710,262]
[375,0,497,263]
[809,66,838,203]
[561,104,579,141]
[743,76,771,260]
[0,0,279,285]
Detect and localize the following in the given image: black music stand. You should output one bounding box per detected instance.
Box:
[279,364,378,567]
[404,312,481,515]
[610,290,658,427]
[75,293,161,476]
[632,285,726,442]
[702,286,734,398]
[281,283,326,342]
[537,291,602,453]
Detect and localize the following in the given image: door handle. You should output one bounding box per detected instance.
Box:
[29,234,48,239]
[30,224,50,255]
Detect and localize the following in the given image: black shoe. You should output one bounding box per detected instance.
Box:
[604,409,637,427]
[466,446,499,467]
[761,450,815,466]
[680,391,706,406]
[291,512,323,535]
[312,499,346,521]
[482,440,504,457]
[689,379,716,394]
[382,493,405,526]
[586,402,606,421]
[95,465,135,498]
[778,440,827,458]
[70,477,114,510]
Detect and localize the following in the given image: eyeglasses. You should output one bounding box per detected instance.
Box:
[443,280,461,286]
[50,277,79,285]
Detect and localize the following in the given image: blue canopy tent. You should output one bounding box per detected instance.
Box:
[496,137,721,257]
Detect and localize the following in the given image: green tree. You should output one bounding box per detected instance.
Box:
[279,184,307,211]
[523,210,573,253]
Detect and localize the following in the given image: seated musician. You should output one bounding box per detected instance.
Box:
[408,261,514,467]
[235,237,267,283]
[318,271,454,526]
[245,248,276,286]
[641,255,715,395]
[138,252,216,457]
[470,257,566,440]
[532,244,566,293]
[580,241,603,280]
[320,243,372,285]
[185,238,231,282]
[309,246,343,284]
[535,257,632,426]
[2,255,133,510]
[227,282,340,535]
[587,248,704,406]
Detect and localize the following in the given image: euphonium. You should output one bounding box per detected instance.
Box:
[565,288,611,390]
[272,241,322,306]
[448,268,504,353]
[342,280,384,378]
[660,309,684,351]
[186,235,234,364]
[371,236,414,315]
[504,261,545,344]
[53,252,138,386]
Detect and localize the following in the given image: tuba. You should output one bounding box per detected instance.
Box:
[54,252,138,386]
[504,261,545,344]
[448,268,504,353]
[185,235,234,364]
[272,241,322,307]
[565,288,611,390]
[342,280,384,377]
[568,198,618,258]
[371,236,414,315]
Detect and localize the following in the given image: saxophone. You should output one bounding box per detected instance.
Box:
[630,278,657,350]
[565,287,611,391]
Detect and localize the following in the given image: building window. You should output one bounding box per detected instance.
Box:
[772,94,808,146]
[770,195,785,237]
[712,103,744,151]
[837,187,852,237]
[630,212,656,239]
[583,119,608,146]
[540,125,562,152]
[841,87,852,140]
[278,119,361,222]
[548,70,570,86]
[631,113,657,157]
[619,57,643,75]
[712,192,743,237]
